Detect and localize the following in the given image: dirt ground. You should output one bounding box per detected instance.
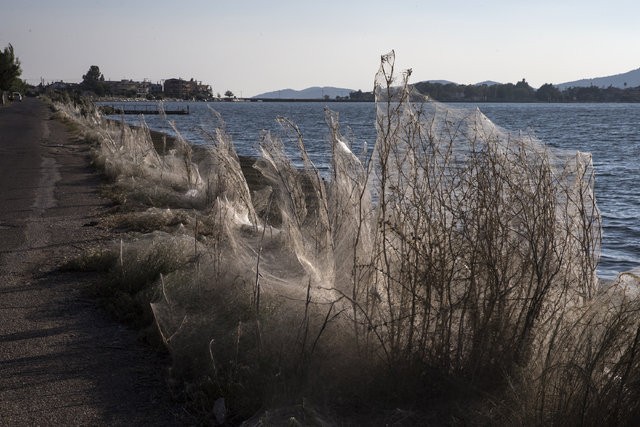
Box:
[0,98,187,425]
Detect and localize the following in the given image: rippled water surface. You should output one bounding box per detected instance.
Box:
[103,101,640,279]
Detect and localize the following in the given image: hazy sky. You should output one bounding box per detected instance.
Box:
[2,0,639,97]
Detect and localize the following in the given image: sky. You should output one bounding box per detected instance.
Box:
[1,0,639,97]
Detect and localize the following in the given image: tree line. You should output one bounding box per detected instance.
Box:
[348,79,640,103]
[0,44,24,97]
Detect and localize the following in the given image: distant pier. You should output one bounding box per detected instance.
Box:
[99,104,189,115]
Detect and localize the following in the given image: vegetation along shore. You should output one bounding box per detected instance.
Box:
[28,51,640,425]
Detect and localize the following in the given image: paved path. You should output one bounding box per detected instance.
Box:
[0,99,185,425]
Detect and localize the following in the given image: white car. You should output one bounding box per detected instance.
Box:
[10,92,22,101]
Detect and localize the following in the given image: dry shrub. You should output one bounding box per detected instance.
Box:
[346,52,600,381]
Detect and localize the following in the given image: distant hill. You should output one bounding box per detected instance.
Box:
[252,86,354,99]
[422,79,457,85]
[416,79,501,87]
[475,80,501,86]
[556,68,640,90]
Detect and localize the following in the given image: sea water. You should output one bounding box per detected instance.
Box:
[100,101,640,279]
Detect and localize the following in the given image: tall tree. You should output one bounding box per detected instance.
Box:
[81,65,106,95]
[0,44,22,92]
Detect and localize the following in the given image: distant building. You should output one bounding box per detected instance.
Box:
[163,78,190,98]
[163,78,212,100]
[149,82,163,96]
[105,80,141,97]
[46,81,78,91]
[101,79,165,98]
[193,81,213,99]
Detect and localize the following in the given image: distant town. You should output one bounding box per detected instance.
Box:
[41,65,216,101]
[38,65,365,102]
[45,77,215,100]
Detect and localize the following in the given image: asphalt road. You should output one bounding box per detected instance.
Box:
[0,97,44,254]
[0,98,186,425]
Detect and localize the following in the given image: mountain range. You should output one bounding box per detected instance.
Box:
[253,68,640,99]
[554,67,640,90]
[428,69,640,89]
[252,86,353,99]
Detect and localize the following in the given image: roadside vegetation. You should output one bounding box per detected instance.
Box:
[0,43,27,104]
[49,52,640,426]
